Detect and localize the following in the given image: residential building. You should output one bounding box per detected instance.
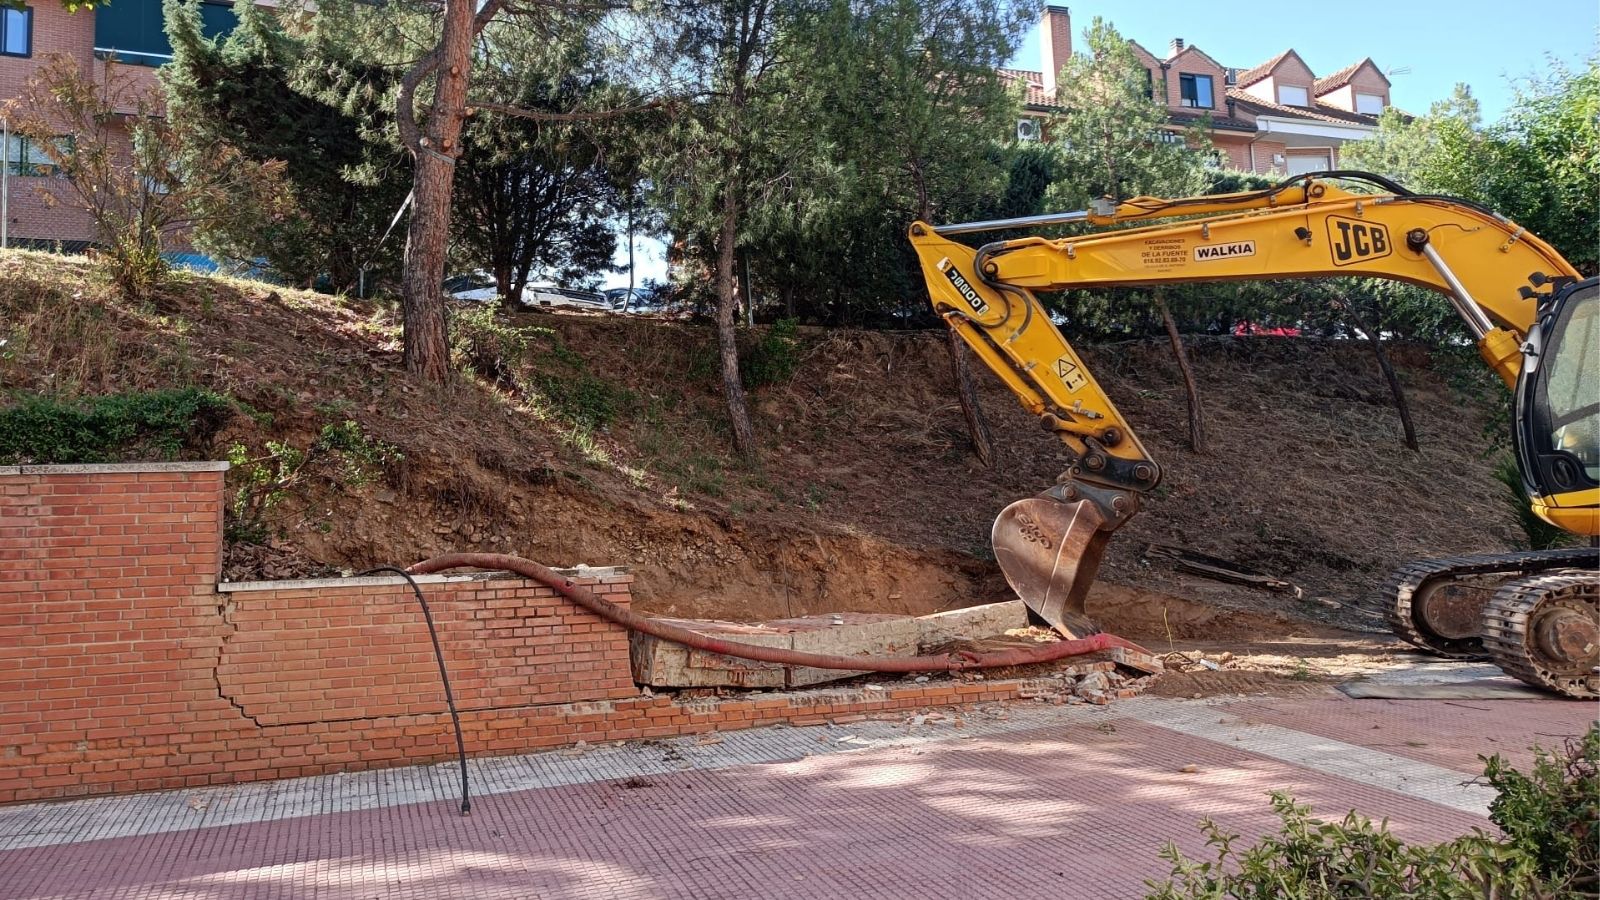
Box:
[0,0,237,248]
[1005,6,1391,178]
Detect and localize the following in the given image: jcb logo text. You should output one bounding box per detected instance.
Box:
[1326,216,1391,267]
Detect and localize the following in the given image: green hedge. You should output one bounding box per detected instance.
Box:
[0,388,232,464]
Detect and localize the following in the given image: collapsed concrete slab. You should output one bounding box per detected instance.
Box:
[630,613,920,689]
[630,602,1057,690]
[772,613,921,687]
[630,619,789,689]
[914,601,1027,650]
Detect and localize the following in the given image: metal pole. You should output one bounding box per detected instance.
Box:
[931,209,1090,236]
[743,253,753,325]
[1417,241,1494,338]
[2,117,10,251]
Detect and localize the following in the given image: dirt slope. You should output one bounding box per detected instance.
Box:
[0,250,1526,640]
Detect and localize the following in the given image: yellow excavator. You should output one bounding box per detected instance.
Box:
[910,171,1598,698]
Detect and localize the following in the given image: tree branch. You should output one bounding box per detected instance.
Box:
[397,0,506,156]
[468,98,665,122]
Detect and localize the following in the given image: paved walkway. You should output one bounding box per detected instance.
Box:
[0,683,1592,899]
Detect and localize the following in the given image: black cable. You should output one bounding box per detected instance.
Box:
[357,566,471,816]
[1289,169,1416,197]
[1115,170,1419,219]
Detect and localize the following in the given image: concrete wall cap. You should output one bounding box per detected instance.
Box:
[218,565,630,592]
[3,461,231,475]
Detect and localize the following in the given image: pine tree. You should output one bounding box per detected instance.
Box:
[162,0,409,290]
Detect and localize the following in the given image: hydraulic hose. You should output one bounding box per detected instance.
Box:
[407,552,1153,672]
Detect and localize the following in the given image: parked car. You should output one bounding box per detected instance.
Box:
[603,287,648,311]
[444,272,500,303]
[446,274,612,311]
[523,283,611,311]
[605,284,685,316]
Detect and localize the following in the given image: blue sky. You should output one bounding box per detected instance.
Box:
[606,1,1596,288]
[1008,0,1598,122]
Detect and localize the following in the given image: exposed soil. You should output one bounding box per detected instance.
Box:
[1140,637,1409,698]
[0,250,1527,646]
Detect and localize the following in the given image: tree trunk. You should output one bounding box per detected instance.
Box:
[946,325,995,468]
[1347,305,1419,451]
[398,0,478,383]
[717,193,757,456]
[1157,293,1205,453]
[916,190,993,468]
[624,200,635,312]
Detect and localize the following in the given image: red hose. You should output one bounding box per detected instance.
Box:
[408,552,1153,673]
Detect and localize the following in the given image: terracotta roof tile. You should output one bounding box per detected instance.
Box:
[1234,50,1293,88]
[998,68,1051,106]
[1226,89,1379,126]
[1314,58,1383,94]
[1166,109,1256,132]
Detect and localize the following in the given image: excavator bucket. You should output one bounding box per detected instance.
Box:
[992,496,1112,639]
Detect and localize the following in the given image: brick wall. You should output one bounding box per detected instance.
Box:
[2,4,99,244]
[1,5,169,245]
[0,464,1083,804]
[1250,139,1289,175]
[0,6,96,104]
[1038,4,1071,97]
[217,576,638,726]
[1214,135,1252,172]
[1163,47,1227,114]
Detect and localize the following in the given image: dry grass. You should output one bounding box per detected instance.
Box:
[0,248,1522,632]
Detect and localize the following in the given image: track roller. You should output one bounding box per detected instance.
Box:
[1481,569,1599,699]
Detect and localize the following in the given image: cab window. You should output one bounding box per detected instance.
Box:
[1544,293,1599,482]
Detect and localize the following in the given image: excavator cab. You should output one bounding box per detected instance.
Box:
[1515,277,1600,536]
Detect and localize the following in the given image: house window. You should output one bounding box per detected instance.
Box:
[1,6,31,58]
[1277,85,1309,107]
[94,0,236,66]
[1144,69,1155,100]
[3,134,70,177]
[1179,73,1213,108]
[1355,92,1385,114]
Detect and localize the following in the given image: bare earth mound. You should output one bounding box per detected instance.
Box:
[0,250,1524,642]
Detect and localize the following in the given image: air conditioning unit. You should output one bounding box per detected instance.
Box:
[1016,118,1041,142]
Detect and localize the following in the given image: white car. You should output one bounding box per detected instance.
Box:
[521,283,612,311]
[446,274,611,311]
[444,272,500,302]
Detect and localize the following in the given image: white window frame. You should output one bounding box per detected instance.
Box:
[1355,92,1385,114]
[1277,85,1309,107]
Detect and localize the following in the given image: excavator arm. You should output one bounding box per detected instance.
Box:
[910,173,1595,650]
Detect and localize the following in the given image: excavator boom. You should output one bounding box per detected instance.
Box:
[911,172,1599,696]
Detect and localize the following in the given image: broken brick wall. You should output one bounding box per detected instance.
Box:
[1,463,1080,805]
[0,463,634,803]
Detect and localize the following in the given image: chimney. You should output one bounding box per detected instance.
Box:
[1169,37,1185,57]
[1040,5,1072,99]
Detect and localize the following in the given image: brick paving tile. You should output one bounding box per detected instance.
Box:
[1222,692,1596,775]
[0,707,1496,900]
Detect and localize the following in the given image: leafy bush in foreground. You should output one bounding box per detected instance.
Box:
[1146,726,1599,899]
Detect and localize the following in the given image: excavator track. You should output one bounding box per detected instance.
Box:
[1384,548,1600,658]
[1482,570,1600,699]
